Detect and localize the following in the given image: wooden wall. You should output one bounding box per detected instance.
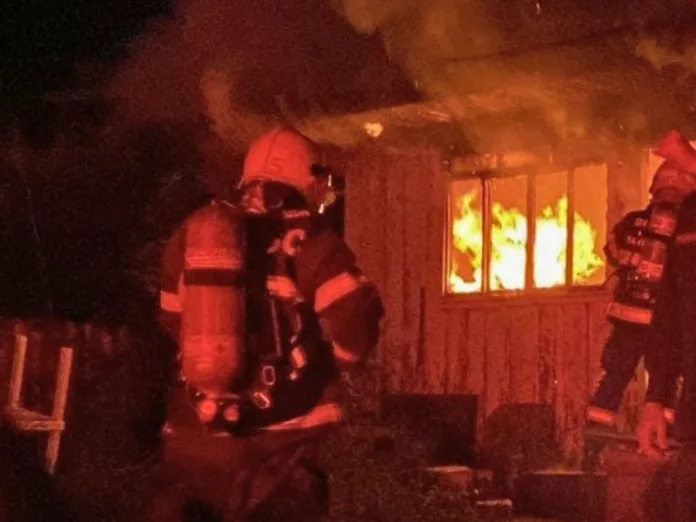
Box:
[342,144,648,458]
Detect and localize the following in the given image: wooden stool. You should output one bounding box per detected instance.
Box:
[4,334,74,474]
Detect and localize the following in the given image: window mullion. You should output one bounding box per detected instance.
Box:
[444,178,453,296]
[482,176,492,293]
[525,173,537,290]
[565,168,576,287]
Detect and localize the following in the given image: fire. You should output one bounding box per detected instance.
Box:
[449,190,604,293]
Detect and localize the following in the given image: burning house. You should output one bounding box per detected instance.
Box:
[3,1,696,521]
[289,1,696,460]
[4,0,696,494]
[312,129,668,458]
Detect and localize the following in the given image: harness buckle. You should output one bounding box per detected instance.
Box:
[261,365,277,386]
[251,390,273,410]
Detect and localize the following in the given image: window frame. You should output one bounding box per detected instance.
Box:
[443,163,609,298]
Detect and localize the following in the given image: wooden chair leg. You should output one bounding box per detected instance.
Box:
[45,346,73,474]
[8,334,28,410]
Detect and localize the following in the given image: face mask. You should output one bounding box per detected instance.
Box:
[238,181,307,214]
[239,181,271,214]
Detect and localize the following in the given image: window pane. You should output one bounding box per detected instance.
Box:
[535,170,569,288]
[490,175,528,291]
[573,164,607,286]
[448,179,483,294]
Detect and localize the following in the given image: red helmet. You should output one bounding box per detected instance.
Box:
[239,127,318,196]
[650,161,696,203]
[653,129,696,174]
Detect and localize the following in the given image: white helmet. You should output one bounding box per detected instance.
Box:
[239,127,318,196]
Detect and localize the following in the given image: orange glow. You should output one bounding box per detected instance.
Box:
[449,189,604,293]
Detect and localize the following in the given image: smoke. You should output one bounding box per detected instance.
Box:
[632,33,696,136]
[333,0,504,98]
[103,0,696,158]
[330,0,596,151]
[199,67,270,150]
[332,0,696,151]
[106,0,278,154]
[636,37,696,76]
[107,0,549,154]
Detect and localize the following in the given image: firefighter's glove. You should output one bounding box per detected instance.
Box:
[266,275,302,302]
[638,401,669,461]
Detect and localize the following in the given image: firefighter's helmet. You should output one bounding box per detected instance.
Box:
[650,161,696,203]
[239,127,318,196]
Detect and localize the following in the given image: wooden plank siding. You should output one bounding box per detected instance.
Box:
[341,143,647,456]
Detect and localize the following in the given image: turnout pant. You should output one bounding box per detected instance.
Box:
[588,322,662,425]
[145,388,334,522]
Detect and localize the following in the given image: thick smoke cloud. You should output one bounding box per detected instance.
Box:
[104,0,696,157]
[332,0,696,150]
[330,0,591,150]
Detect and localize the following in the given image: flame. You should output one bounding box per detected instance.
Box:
[449,190,604,293]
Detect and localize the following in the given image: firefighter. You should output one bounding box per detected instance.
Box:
[637,194,696,521]
[638,133,696,521]
[151,127,384,522]
[584,158,696,468]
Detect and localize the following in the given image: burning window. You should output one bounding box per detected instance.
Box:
[447,165,607,294]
